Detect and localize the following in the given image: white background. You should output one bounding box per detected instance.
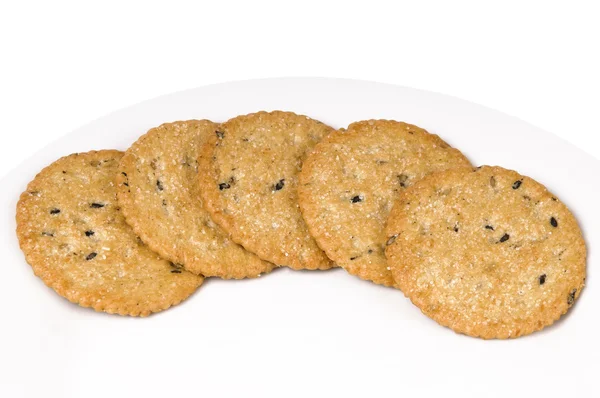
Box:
[1,0,599,178]
[1,2,599,398]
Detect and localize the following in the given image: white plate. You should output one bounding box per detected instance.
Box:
[0,78,597,398]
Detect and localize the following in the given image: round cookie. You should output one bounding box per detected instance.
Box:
[298,120,471,286]
[197,111,335,270]
[385,166,586,339]
[116,120,275,279]
[16,150,203,316]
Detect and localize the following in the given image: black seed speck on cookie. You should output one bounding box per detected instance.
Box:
[272,179,285,191]
[90,203,105,208]
[121,172,127,177]
[397,174,409,187]
[539,274,546,285]
[86,252,97,261]
[85,230,95,237]
[219,182,231,190]
[351,195,363,203]
[568,288,577,305]
[215,130,225,139]
[169,262,185,272]
[550,217,558,227]
[386,234,398,246]
[50,208,61,214]
[485,225,495,230]
[499,233,510,243]
[156,180,164,191]
[512,180,522,189]
[41,232,54,237]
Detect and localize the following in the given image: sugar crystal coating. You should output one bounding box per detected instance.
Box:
[385,166,586,339]
[197,111,335,270]
[16,150,203,316]
[116,121,275,279]
[298,120,471,286]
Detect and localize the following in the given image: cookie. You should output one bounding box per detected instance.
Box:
[116,120,275,279]
[385,166,586,338]
[16,150,203,316]
[197,111,335,270]
[298,120,471,286]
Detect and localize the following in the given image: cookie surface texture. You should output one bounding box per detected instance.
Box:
[116,120,275,279]
[298,120,471,286]
[385,166,586,338]
[197,111,335,270]
[16,150,203,316]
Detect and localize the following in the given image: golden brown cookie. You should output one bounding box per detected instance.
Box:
[385,166,586,338]
[197,111,335,270]
[298,120,471,286]
[16,150,203,316]
[116,120,275,279]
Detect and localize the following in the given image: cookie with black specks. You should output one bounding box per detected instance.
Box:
[116,120,276,279]
[197,111,335,270]
[385,166,586,339]
[298,120,471,287]
[16,150,203,316]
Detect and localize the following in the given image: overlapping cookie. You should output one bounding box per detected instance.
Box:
[14,110,587,337]
[197,111,335,270]
[16,150,203,316]
[299,120,471,286]
[116,120,275,279]
[385,166,586,338]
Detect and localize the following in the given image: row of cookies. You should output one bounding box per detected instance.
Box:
[16,114,322,317]
[16,150,203,316]
[293,118,585,338]
[16,111,585,338]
